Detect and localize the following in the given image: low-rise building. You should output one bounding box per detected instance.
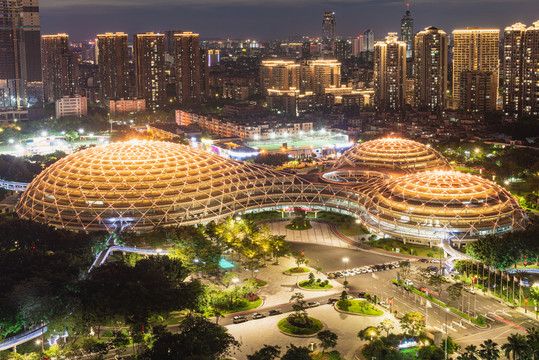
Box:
[55,95,87,118]
[109,98,146,116]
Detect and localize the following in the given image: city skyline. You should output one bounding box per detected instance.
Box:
[40,0,539,41]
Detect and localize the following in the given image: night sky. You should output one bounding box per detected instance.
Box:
[41,0,539,41]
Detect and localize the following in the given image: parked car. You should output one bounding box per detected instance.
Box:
[268,309,282,316]
[419,259,429,263]
[327,298,338,304]
[233,316,248,324]
[252,313,266,319]
[357,292,366,298]
[308,302,320,308]
[405,280,414,287]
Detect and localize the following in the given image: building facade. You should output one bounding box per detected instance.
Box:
[174,32,208,105]
[96,32,129,103]
[260,60,300,92]
[0,0,41,109]
[42,33,77,103]
[133,32,165,111]
[374,33,407,111]
[414,26,448,112]
[459,70,497,112]
[452,28,499,109]
[322,11,336,41]
[109,98,146,116]
[55,95,87,118]
[400,7,414,59]
[503,21,539,118]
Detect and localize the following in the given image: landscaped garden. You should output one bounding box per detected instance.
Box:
[278,316,323,335]
[299,273,333,290]
[285,267,310,274]
[336,299,383,316]
[310,211,369,237]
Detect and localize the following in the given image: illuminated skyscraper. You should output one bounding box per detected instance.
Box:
[42,33,77,103]
[459,70,497,112]
[351,36,364,56]
[134,32,165,110]
[96,32,129,102]
[503,21,539,117]
[363,29,375,52]
[174,32,209,104]
[374,33,407,111]
[322,11,336,41]
[400,5,414,59]
[260,60,300,93]
[452,28,499,109]
[414,26,448,112]
[304,59,341,95]
[0,0,41,109]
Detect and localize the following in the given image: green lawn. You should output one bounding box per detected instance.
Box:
[244,211,287,222]
[220,298,262,315]
[299,280,333,290]
[336,299,383,316]
[285,267,310,274]
[311,351,344,360]
[364,238,446,258]
[310,211,369,236]
[286,222,313,231]
[277,316,323,335]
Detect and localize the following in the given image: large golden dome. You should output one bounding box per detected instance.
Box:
[362,171,527,244]
[335,137,450,171]
[16,140,319,231]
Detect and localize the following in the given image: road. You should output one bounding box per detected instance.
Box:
[293,242,539,348]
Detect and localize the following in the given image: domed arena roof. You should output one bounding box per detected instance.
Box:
[16,140,328,232]
[334,137,450,172]
[361,171,527,244]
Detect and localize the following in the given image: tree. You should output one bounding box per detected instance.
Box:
[170,225,223,273]
[479,339,501,360]
[378,318,395,337]
[317,330,338,354]
[501,333,532,360]
[526,327,539,360]
[247,345,281,360]
[292,250,308,269]
[268,235,289,263]
[357,326,379,341]
[222,271,240,287]
[457,345,480,360]
[428,274,445,298]
[281,344,312,360]
[399,260,411,280]
[417,345,445,360]
[141,315,239,360]
[289,292,309,325]
[400,312,425,337]
[447,282,464,310]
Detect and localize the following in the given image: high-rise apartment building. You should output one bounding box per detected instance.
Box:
[207,49,220,67]
[322,11,336,41]
[133,32,166,111]
[401,6,414,59]
[503,21,539,117]
[260,60,300,92]
[459,70,497,112]
[165,30,182,57]
[0,0,41,109]
[42,33,77,103]
[414,26,448,112]
[334,39,351,60]
[174,32,208,105]
[21,0,41,83]
[96,32,129,102]
[452,28,499,109]
[352,36,364,56]
[304,59,341,95]
[374,33,407,111]
[363,29,375,52]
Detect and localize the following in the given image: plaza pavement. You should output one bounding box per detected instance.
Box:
[225,303,402,360]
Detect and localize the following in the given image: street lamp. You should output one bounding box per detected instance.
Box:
[343,257,349,286]
[370,331,375,341]
[437,244,444,276]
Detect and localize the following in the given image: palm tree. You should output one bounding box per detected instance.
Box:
[479,339,501,360]
[526,327,539,360]
[502,333,532,360]
[457,345,480,360]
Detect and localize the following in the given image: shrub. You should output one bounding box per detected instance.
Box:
[244,292,259,302]
[103,330,114,337]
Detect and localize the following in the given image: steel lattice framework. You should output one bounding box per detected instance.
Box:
[360,170,527,245]
[16,140,361,232]
[335,137,451,171]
